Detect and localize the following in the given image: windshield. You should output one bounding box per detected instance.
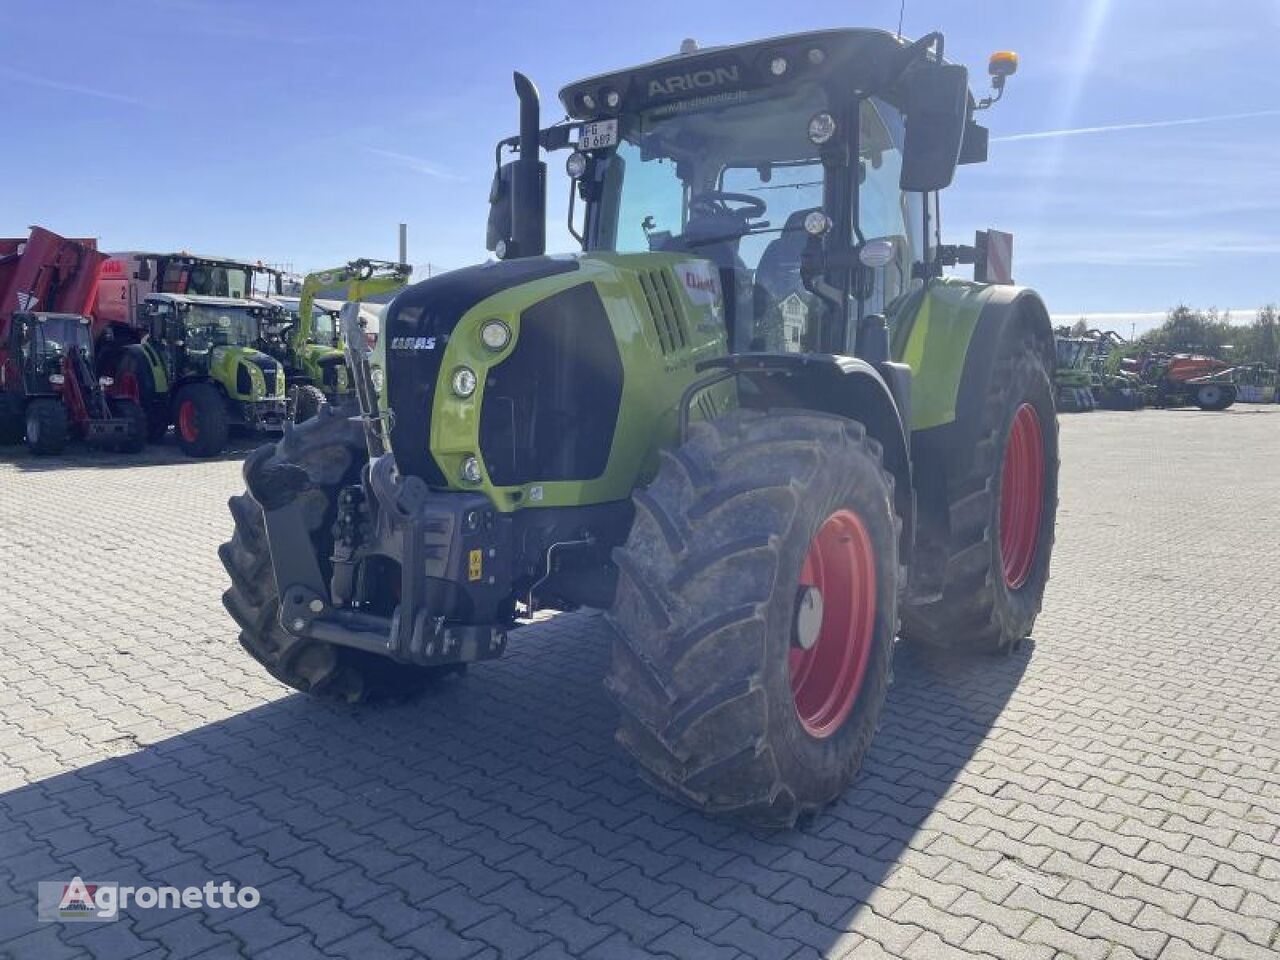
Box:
[161,261,253,299]
[24,316,91,367]
[590,85,911,353]
[601,84,829,256]
[182,305,264,350]
[311,309,339,345]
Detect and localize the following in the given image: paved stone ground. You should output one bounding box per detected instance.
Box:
[1,408,1277,960]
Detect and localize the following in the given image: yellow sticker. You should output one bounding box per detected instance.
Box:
[468,548,483,582]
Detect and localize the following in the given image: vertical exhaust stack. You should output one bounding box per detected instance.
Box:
[511,71,547,258]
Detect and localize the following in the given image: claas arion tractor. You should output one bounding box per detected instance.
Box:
[222,29,1058,826]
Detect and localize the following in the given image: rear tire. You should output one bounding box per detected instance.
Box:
[607,409,899,828]
[108,398,148,453]
[114,348,170,440]
[902,332,1058,654]
[175,383,229,457]
[220,407,461,702]
[292,384,327,424]
[25,399,69,455]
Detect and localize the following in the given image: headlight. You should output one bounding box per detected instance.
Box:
[803,211,832,236]
[370,366,385,392]
[808,112,837,145]
[604,89,621,109]
[480,320,512,351]
[460,456,483,484]
[451,366,477,398]
[495,239,508,260]
[769,56,788,77]
[565,152,588,179]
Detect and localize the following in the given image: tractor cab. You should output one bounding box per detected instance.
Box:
[143,295,277,358]
[9,312,95,395]
[488,29,1000,358]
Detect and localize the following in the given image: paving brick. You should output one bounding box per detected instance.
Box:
[4,403,1280,960]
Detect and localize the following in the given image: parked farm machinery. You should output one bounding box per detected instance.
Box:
[0,228,146,454]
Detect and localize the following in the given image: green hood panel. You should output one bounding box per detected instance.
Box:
[400,252,731,512]
[210,346,285,400]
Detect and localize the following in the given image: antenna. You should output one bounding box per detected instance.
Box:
[897,0,905,38]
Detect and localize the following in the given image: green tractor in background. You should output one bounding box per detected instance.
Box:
[116,294,288,457]
[262,259,412,421]
[222,29,1058,826]
[1053,330,1096,412]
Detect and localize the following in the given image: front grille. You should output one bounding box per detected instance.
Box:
[386,257,580,485]
[637,269,688,355]
[479,283,622,486]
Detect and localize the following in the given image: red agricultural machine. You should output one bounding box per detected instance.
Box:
[1121,352,1238,410]
[0,228,146,454]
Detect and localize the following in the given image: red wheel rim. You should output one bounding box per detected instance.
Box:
[1000,403,1046,589]
[178,400,198,443]
[788,510,877,739]
[119,372,141,403]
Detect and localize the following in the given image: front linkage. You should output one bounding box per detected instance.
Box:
[243,412,509,669]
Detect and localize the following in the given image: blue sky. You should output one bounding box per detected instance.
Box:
[3,0,1277,333]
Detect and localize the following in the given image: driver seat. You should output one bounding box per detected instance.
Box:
[749,208,819,352]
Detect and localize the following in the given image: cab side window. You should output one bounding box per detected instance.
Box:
[858,100,911,314]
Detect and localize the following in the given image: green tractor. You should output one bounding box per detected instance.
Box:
[222,29,1058,826]
[1053,331,1097,412]
[262,259,412,421]
[116,294,288,457]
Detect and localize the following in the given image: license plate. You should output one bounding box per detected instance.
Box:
[579,119,618,150]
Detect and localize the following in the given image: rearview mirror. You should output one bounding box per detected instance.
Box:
[486,162,515,256]
[900,64,970,192]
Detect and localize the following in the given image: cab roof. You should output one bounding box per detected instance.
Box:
[144,293,269,307]
[559,28,918,120]
[108,251,278,273]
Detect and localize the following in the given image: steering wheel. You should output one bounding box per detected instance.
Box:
[688,191,766,221]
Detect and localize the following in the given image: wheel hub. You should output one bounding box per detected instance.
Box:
[999,402,1046,589]
[792,585,824,651]
[788,509,877,739]
[178,400,198,443]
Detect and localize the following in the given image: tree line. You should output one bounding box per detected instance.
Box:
[1068,305,1279,367]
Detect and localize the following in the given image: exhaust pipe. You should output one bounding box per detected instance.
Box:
[510,71,546,258]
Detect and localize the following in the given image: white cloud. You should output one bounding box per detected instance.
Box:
[362,147,465,182]
[0,66,149,107]
[993,109,1280,143]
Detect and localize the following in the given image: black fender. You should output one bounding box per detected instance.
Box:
[692,353,914,564]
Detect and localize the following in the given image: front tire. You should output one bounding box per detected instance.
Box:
[175,383,229,457]
[220,407,461,702]
[26,399,69,455]
[902,332,1059,653]
[607,409,899,828]
[0,395,24,445]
